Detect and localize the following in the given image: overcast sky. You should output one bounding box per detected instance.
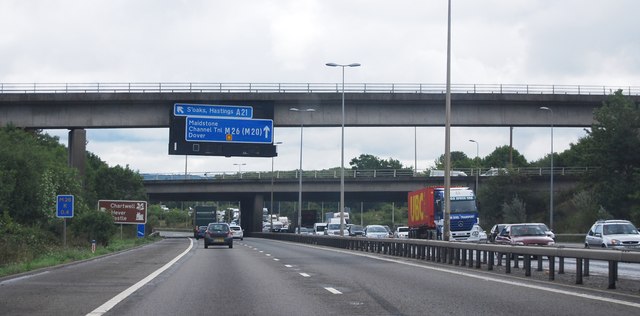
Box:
[2,0,639,174]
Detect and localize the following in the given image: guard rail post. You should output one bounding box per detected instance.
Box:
[475,250,482,269]
[608,261,617,289]
[559,257,565,274]
[488,251,495,271]
[584,259,590,276]
[448,247,455,264]
[468,249,474,268]
[505,255,511,274]
[548,256,555,280]
[537,256,543,271]
[524,255,532,277]
[576,259,583,284]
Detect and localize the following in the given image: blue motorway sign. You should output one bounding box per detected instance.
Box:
[174,103,253,119]
[56,195,74,218]
[185,117,273,144]
[137,224,145,238]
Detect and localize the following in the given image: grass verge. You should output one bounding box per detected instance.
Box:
[0,236,161,278]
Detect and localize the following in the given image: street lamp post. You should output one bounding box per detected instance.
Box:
[326,62,360,236]
[233,163,246,178]
[540,106,554,231]
[270,142,283,232]
[289,108,315,234]
[469,139,479,192]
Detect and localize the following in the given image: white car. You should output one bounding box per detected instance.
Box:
[229,224,244,240]
[394,226,409,238]
[585,220,640,249]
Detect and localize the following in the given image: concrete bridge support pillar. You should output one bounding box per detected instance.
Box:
[240,194,265,234]
[68,129,86,180]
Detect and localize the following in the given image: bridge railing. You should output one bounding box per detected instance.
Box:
[141,167,595,181]
[1,82,639,95]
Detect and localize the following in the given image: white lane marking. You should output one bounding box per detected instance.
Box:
[0,271,49,285]
[266,254,271,257]
[285,265,293,268]
[86,238,194,316]
[325,287,342,294]
[269,240,640,309]
[299,273,311,277]
[273,258,280,261]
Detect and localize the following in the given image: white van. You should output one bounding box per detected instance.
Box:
[313,222,328,235]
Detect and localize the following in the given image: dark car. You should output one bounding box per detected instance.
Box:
[204,223,233,249]
[348,225,365,237]
[489,223,508,243]
[494,223,555,246]
[195,226,207,240]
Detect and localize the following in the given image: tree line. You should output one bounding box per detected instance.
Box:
[0,126,147,265]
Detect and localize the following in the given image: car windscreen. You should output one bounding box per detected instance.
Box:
[511,225,545,236]
[604,223,639,235]
[368,226,386,233]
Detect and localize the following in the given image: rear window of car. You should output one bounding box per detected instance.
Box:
[208,224,228,232]
[230,226,241,231]
[398,227,409,232]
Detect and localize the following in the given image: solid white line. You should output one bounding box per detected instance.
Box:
[86,238,194,316]
[299,273,311,277]
[0,271,49,285]
[325,287,342,294]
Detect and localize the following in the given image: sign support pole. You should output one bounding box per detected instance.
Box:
[63,218,67,248]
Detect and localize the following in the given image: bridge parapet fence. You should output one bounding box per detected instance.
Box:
[252,232,640,290]
[142,167,596,181]
[1,82,639,95]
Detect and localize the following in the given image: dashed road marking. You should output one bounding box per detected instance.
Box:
[299,273,311,277]
[325,287,342,294]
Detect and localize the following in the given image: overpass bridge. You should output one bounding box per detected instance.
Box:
[2,82,639,129]
[2,81,635,176]
[143,167,588,232]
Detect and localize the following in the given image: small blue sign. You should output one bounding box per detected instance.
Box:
[137,224,145,238]
[174,103,253,119]
[185,117,273,144]
[56,195,74,218]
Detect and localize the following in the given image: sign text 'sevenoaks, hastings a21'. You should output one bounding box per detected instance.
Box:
[173,103,253,119]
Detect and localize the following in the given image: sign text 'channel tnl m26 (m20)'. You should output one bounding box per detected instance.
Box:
[185,117,273,144]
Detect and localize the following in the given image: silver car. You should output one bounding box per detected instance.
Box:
[585,220,640,249]
[364,225,389,238]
